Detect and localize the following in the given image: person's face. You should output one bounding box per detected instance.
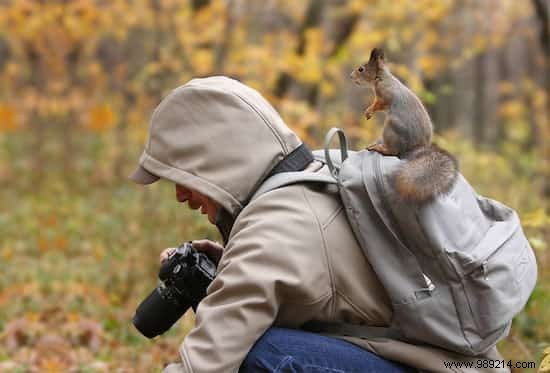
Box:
[175,184,219,224]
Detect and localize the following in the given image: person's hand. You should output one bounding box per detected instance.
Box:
[191,239,224,265]
[159,239,223,265]
[159,240,224,265]
[160,247,177,264]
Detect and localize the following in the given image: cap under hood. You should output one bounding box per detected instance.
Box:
[130,76,303,218]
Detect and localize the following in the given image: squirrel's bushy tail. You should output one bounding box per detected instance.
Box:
[394,145,459,204]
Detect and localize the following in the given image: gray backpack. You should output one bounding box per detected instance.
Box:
[253,128,537,356]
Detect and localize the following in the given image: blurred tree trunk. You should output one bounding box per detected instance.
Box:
[473,52,487,146]
[532,0,550,59]
[322,2,360,96]
[325,3,360,58]
[0,38,9,71]
[63,36,83,180]
[496,45,510,145]
[214,0,237,72]
[23,43,45,189]
[275,0,359,109]
[192,0,211,11]
[531,0,550,200]
[274,0,324,99]
[151,0,162,99]
[455,66,476,139]
[473,49,499,147]
[525,26,541,151]
[425,72,455,133]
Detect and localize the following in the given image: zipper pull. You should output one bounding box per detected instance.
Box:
[423,274,436,292]
[482,260,489,281]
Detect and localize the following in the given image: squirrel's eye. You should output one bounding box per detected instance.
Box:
[358,66,364,72]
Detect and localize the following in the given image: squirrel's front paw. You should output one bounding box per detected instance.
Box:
[364,110,373,120]
[367,143,398,156]
[366,142,379,151]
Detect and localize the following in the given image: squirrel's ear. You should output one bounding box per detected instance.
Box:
[369,48,385,68]
[369,48,384,60]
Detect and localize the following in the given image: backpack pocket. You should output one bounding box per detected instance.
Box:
[448,209,537,341]
[392,285,470,353]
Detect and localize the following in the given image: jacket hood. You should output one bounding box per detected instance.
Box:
[131,76,303,217]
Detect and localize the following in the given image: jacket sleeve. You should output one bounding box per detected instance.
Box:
[175,188,331,373]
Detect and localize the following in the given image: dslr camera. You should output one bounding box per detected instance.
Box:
[132,242,217,338]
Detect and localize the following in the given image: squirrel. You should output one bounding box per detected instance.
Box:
[350,48,459,204]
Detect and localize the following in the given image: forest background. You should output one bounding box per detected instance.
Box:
[0,0,548,372]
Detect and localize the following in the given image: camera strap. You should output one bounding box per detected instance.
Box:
[267,143,314,177]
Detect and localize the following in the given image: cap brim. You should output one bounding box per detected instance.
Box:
[129,165,160,185]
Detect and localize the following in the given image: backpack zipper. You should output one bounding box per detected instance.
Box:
[371,153,436,293]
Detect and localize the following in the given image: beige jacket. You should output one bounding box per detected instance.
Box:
[131,76,508,373]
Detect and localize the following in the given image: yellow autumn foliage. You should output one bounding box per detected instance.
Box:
[86,105,118,132]
[0,104,17,132]
[499,100,525,120]
[418,54,446,79]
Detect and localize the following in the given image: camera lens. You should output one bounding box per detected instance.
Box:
[132,287,191,339]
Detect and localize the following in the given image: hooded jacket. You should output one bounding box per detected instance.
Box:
[132,76,509,373]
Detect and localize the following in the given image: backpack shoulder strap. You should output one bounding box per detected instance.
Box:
[251,127,351,202]
[251,171,337,202]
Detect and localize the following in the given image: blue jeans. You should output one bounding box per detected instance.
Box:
[240,327,415,373]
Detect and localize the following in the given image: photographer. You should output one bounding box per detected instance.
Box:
[130,77,505,372]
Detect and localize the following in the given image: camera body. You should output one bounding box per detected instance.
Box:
[133,242,217,338]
